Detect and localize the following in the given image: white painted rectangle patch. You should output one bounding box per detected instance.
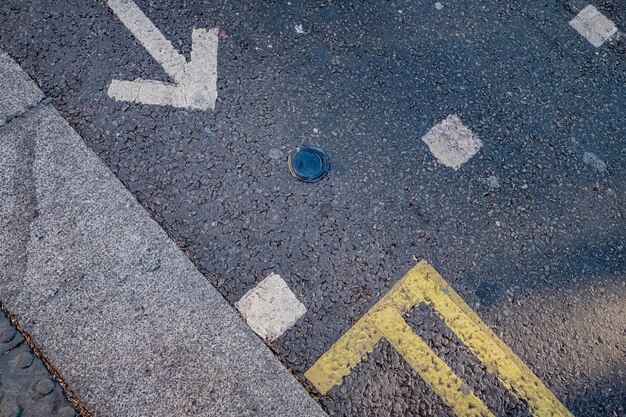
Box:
[569,5,617,47]
[235,274,307,341]
[421,114,482,170]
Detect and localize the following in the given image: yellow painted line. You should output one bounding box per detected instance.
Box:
[304,318,382,395]
[305,260,574,417]
[374,309,494,417]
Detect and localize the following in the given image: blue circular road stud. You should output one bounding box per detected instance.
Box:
[288,146,330,183]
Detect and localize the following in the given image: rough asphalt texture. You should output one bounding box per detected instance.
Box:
[1,0,625,416]
[0,53,327,416]
[0,311,77,417]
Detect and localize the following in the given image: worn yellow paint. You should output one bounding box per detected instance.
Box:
[305,260,574,417]
[375,308,494,417]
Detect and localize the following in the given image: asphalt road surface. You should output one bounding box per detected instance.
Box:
[1,0,624,416]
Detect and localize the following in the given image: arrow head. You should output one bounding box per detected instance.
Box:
[107,27,219,110]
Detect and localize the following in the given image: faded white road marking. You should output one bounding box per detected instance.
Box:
[583,151,607,172]
[107,0,218,110]
[422,114,482,170]
[235,274,307,342]
[569,5,617,47]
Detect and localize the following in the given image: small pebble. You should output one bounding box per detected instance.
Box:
[15,352,34,369]
[56,406,76,417]
[34,378,54,396]
[0,325,16,343]
[583,151,607,173]
[486,175,500,189]
[269,149,284,160]
[0,403,22,417]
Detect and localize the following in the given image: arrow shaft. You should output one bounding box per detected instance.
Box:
[107,0,186,81]
[109,79,190,108]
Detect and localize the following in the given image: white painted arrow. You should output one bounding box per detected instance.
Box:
[107,0,218,110]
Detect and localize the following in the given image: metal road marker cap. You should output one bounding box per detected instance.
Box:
[288,146,330,183]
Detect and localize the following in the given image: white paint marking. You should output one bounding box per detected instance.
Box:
[569,5,617,47]
[421,114,482,170]
[235,274,307,342]
[107,0,218,110]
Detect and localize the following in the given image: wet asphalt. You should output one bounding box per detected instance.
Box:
[0,0,625,416]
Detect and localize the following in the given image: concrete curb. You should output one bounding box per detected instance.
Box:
[0,50,328,417]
